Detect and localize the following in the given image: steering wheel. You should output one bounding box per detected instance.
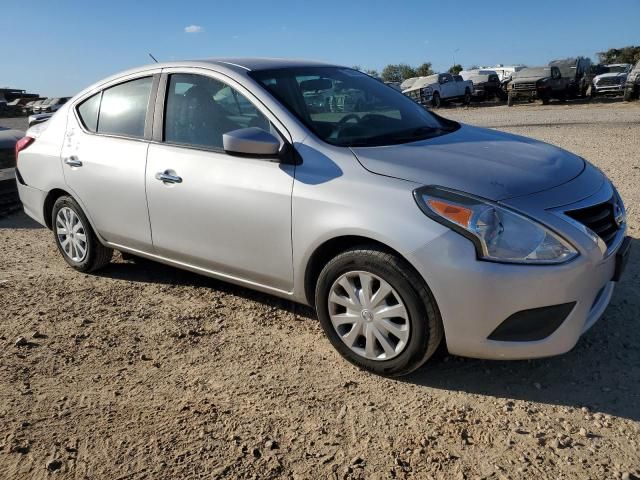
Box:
[338,113,361,126]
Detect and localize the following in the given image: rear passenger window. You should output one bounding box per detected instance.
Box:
[77,93,101,132]
[97,77,152,138]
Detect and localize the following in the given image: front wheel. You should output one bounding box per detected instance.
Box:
[52,196,113,272]
[507,91,514,106]
[623,87,636,102]
[431,92,441,109]
[315,247,443,377]
[462,89,471,105]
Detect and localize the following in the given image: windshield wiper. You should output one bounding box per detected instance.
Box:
[347,126,443,147]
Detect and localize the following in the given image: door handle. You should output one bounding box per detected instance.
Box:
[155,170,182,184]
[64,156,83,167]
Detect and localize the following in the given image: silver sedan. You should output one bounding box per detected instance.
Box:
[15,58,630,376]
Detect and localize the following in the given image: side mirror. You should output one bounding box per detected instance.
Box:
[223,127,280,158]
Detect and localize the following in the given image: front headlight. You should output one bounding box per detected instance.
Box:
[414,186,578,264]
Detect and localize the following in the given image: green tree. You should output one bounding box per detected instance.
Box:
[448,64,463,75]
[364,69,379,77]
[381,64,416,82]
[597,46,640,64]
[415,62,434,77]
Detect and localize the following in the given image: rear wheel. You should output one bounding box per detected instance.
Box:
[52,196,113,272]
[315,247,443,377]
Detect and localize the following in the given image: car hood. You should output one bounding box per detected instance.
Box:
[350,124,585,201]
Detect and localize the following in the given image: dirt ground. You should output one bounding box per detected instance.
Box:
[1,101,639,479]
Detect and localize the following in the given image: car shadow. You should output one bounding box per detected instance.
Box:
[0,211,43,229]
[402,237,639,421]
[99,237,639,421]
[96,256,316,319]
[8,211,637,421]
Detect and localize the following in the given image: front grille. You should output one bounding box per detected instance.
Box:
[596,77,621,86]
[565,197,620,247]
[513,82,536,90]
[406,89,425,104]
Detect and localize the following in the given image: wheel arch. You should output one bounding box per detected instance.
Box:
[303,234,424,307]
[43,188,71,229]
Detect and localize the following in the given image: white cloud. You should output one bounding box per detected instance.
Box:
[184,25,204,34]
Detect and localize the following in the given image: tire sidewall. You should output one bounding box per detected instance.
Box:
[52,196,99,272]
[315,250,432,376]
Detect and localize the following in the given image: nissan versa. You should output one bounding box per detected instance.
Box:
[15,58,630,376]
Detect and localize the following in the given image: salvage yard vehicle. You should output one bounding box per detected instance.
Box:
[549,57,593,98]
[591,64,631,97]
[507,66,570,106]
[404,73,472,108]
[623,60,640,101]
[15,58,630,376]
[40,97,70,113]
[459,69,505,100]
[30,99,49,114]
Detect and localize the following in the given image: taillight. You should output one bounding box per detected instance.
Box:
[15,136,35,161]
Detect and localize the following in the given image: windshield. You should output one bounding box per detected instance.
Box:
[515,68,550,79]
[605,65,631,74]
[249,67,456,147]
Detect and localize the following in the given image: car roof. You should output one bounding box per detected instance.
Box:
[153,57,338,72]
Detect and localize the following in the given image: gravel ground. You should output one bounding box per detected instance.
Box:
[1,101,639,479]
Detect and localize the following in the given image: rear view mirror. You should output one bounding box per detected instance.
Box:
[299,78,333,92]
[223,127,280,157]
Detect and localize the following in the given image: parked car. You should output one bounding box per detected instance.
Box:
[4,98,32,117]
[548,57,593,98]
[22,99,45,115]
[459,69,505,100]
[404,73,472,108]
[591,64,632,97]
[507,66,570,106]
[15,59,630,376]
[40,97,70,113]
[31,99,49,114]
[623,60,640,102]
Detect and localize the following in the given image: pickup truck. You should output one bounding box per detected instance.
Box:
[506,66,570,106]
[623,60,640,102]
[403,73,472,108]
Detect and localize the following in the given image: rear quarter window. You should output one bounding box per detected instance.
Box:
[77,93,101,132]
[97,77,153,138]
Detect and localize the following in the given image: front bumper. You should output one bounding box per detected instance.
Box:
[406,183,628,360]
[594,84,625,94]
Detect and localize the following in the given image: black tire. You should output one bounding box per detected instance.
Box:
[431,92,441,109]
[462,89,471,106]
[507,91,514,107]
[51,195,113,272]
[315,246,443,377]
[623,87,635,102]
[540,93,550,105]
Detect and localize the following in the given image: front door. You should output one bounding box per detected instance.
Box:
[145,72,294,291]
[61,75,156,250]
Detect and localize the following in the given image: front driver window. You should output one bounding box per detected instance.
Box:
[164,73,270,150]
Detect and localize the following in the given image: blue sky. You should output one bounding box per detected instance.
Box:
[3,0,639,97]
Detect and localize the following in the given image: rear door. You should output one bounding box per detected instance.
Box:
[61,73,159,250]
[144,70,294,291]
